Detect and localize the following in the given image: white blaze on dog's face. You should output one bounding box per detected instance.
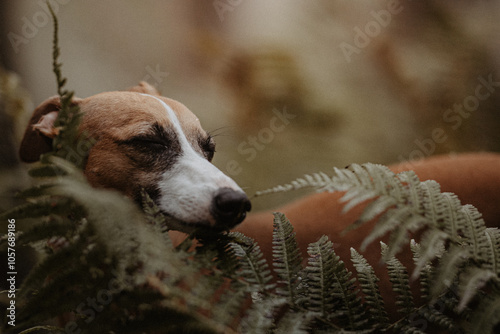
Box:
[20,84,251,232]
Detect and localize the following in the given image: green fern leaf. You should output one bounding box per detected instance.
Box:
[304,235,338,318]
[385,214,428,261]
[0,197,75,221]
[239,297,288,333]
[16,216,77,246]
[229,232,275,296]
[381,242,415,316]
[272,212,304,306]
[360,206,412,251]
[321,245,367,330]
[141,190,173,247]
[419,303,460,332]
[484,228,500,275]
[430,244,469,299]
[396,170,422,207]
[354,195,398,226]
[439,192,464,240]
[410,230,447,282]
[15,183,57,199]
[18,232,89,299]
[340,188,379,214]
[460,205,489,261]
[457,267,497,311]
[350,247,388,326]
[254,172,331,197]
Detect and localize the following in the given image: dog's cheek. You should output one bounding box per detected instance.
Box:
[84,142,138,197]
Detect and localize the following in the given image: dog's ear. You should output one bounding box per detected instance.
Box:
[127,81,160,96]
[19,96,81,163]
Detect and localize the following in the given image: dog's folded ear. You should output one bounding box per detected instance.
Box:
[19,96,81,163]
[127,81,160,96]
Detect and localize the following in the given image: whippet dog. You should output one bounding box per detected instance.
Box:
[19,82,251,232]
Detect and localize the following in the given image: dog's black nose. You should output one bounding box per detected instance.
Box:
[211,187,251,229]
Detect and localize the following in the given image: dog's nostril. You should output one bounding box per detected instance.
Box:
[212,188,252,228]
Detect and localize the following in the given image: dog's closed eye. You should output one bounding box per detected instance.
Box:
[121,124,177,151]
[199,135,216,162]
[128,136,167,150]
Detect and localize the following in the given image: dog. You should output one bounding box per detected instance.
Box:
[19,82,251,232]
[20,82,500,325]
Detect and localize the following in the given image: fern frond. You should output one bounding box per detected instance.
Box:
[15,216,76,246]
[457,267,497,311]
[327,245,368,330]
[141,190,173,247]
[18,231,89,299]
[239,297,288,333]
[384,214,427,261]
[484,228,500,275]
[360,206,412,251]
[417,304,461,332]
[254,172,331,197]
[410,240,433,300]
[439,192,465,240]
[0,197,75,221]
[304,235,338,318]
[212,281,249,328]
[15,183,57,199]
[354,195,398,227]
[272,212,304,306]
[19,254,110,328]
[460,205,489,261]
[430,244,469,299]
[381,242,415,316]
[350,248,388,326]
[229,232,275,296]
[410,231,446,281]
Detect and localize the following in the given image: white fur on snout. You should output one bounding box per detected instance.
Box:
[159,154,242,225]
[142,94,244,226]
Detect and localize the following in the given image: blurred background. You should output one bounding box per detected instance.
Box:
[1,0,500,212]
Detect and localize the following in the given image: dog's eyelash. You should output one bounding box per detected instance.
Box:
[200,135,216,161]
[122,136,167,149]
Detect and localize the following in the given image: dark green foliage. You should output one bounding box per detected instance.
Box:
[306,236,367,330]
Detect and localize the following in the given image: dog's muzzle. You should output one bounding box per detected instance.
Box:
[211,187,252,229]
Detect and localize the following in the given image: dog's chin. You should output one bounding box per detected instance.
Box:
[156,211,242,234]
[158,210,247,234]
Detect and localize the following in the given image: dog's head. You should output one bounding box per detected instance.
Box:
[19,82,251,232]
